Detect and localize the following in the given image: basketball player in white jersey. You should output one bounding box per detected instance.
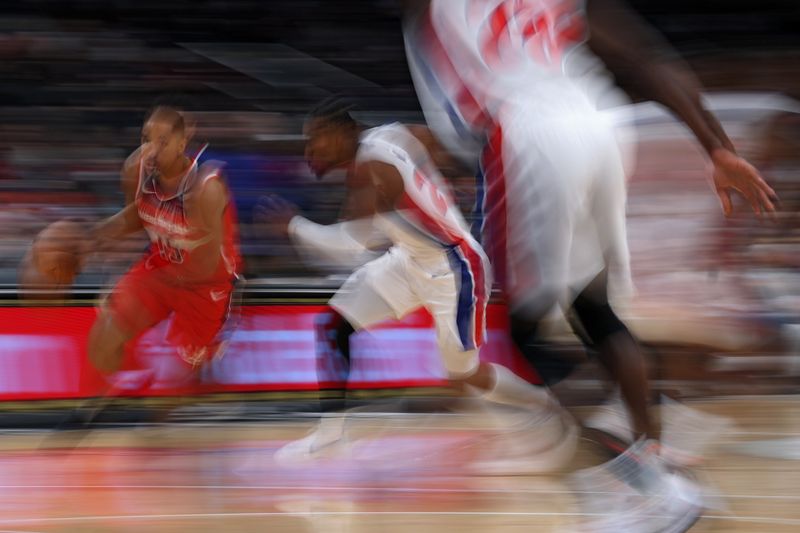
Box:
[267,98,575,464]
[401,1,778,529]
[402,0,776,447]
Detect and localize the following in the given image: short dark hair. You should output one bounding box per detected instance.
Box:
[307,95,357,127]
[144,96,187,135]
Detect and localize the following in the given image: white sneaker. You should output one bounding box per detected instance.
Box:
[469,405,580,475]
[659,396,734,466]
[570,441,704,533]
[273,414,348,465]
[584,392,634,443]
[584,393,733,466]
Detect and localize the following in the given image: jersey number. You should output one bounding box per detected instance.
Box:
[156,237,184,264]
[479,0,586,70]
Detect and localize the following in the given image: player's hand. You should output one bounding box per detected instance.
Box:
[254,194,298,236]
[711,148,778,217]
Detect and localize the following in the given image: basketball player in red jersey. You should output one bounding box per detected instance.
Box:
[84,104,241,376]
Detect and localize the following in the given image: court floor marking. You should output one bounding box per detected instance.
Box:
[0,510,797,526]
[0,484,797,501]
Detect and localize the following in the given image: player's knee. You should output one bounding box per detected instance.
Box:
[442,347,480,380]
[571,295,627,346]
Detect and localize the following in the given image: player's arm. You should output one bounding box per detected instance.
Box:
[289,164,386,258]
[256,182,383,269]
[357,160,406,210]
[179,178,227,281]
[340,162,379,221]
[91,203,143,243]
[586,0,729,156]
[586,0,777,216]
[71,202,144,272]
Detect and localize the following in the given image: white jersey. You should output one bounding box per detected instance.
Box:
[356,123,481,260]
[405,0,635,314]
[338,122,492,357]
[404,0,622,164]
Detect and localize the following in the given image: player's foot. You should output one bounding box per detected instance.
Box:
[468,403,579,475]
[48,371,157,433]
[570,440,704,533]
[584,393,733,466]
[273,414,348,465]
[658,396,734,466]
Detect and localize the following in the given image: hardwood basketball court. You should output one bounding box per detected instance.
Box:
[0,396,796,532]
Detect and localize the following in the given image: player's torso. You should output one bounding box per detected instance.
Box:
[135,145,240,279]
[405,0,598,158]
[357,123,477,259]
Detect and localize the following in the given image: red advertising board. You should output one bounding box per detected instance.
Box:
[0,304,537,401]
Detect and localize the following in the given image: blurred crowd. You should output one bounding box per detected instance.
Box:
[0,0,798,332]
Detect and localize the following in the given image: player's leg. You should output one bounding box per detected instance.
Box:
[569,279,704,532]
[481,118,579,386]
[509,313,583,385]
[87,311,135,374]
[167,276,243,384]
[488,123,572,323]
[573,124,655,441]
[319,261,402,412]
[51,262,170,435]
[582,121,732,462]
[571,270,654,439]
[566,118,703,532]
[88,262,169,375]
[275,251,414,462]
[420,245,577,473]
[314,310,355,413]
[423,244,556,411]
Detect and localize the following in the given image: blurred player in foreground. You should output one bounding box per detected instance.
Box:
[402,0,777,530]
[261,98,576,466]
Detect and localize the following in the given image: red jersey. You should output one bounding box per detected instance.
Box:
[135,144,242,283]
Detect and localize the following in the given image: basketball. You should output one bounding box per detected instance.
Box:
[26,220,85,288]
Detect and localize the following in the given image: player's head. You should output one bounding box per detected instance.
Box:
[141,103,189,174]
[304,96,359,178]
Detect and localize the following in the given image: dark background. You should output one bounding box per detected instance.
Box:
[0,0,798,285]
[2,0,799,112]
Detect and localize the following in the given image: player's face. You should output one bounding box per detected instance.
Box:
[304,118,349,178]
[141,117,186,174]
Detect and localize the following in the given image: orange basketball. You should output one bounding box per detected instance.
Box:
[29,220,84,286]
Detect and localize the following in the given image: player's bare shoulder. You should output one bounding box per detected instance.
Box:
[405,124,437,150]
[186,161,228,221]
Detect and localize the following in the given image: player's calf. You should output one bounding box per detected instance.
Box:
[87,311,129,374]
